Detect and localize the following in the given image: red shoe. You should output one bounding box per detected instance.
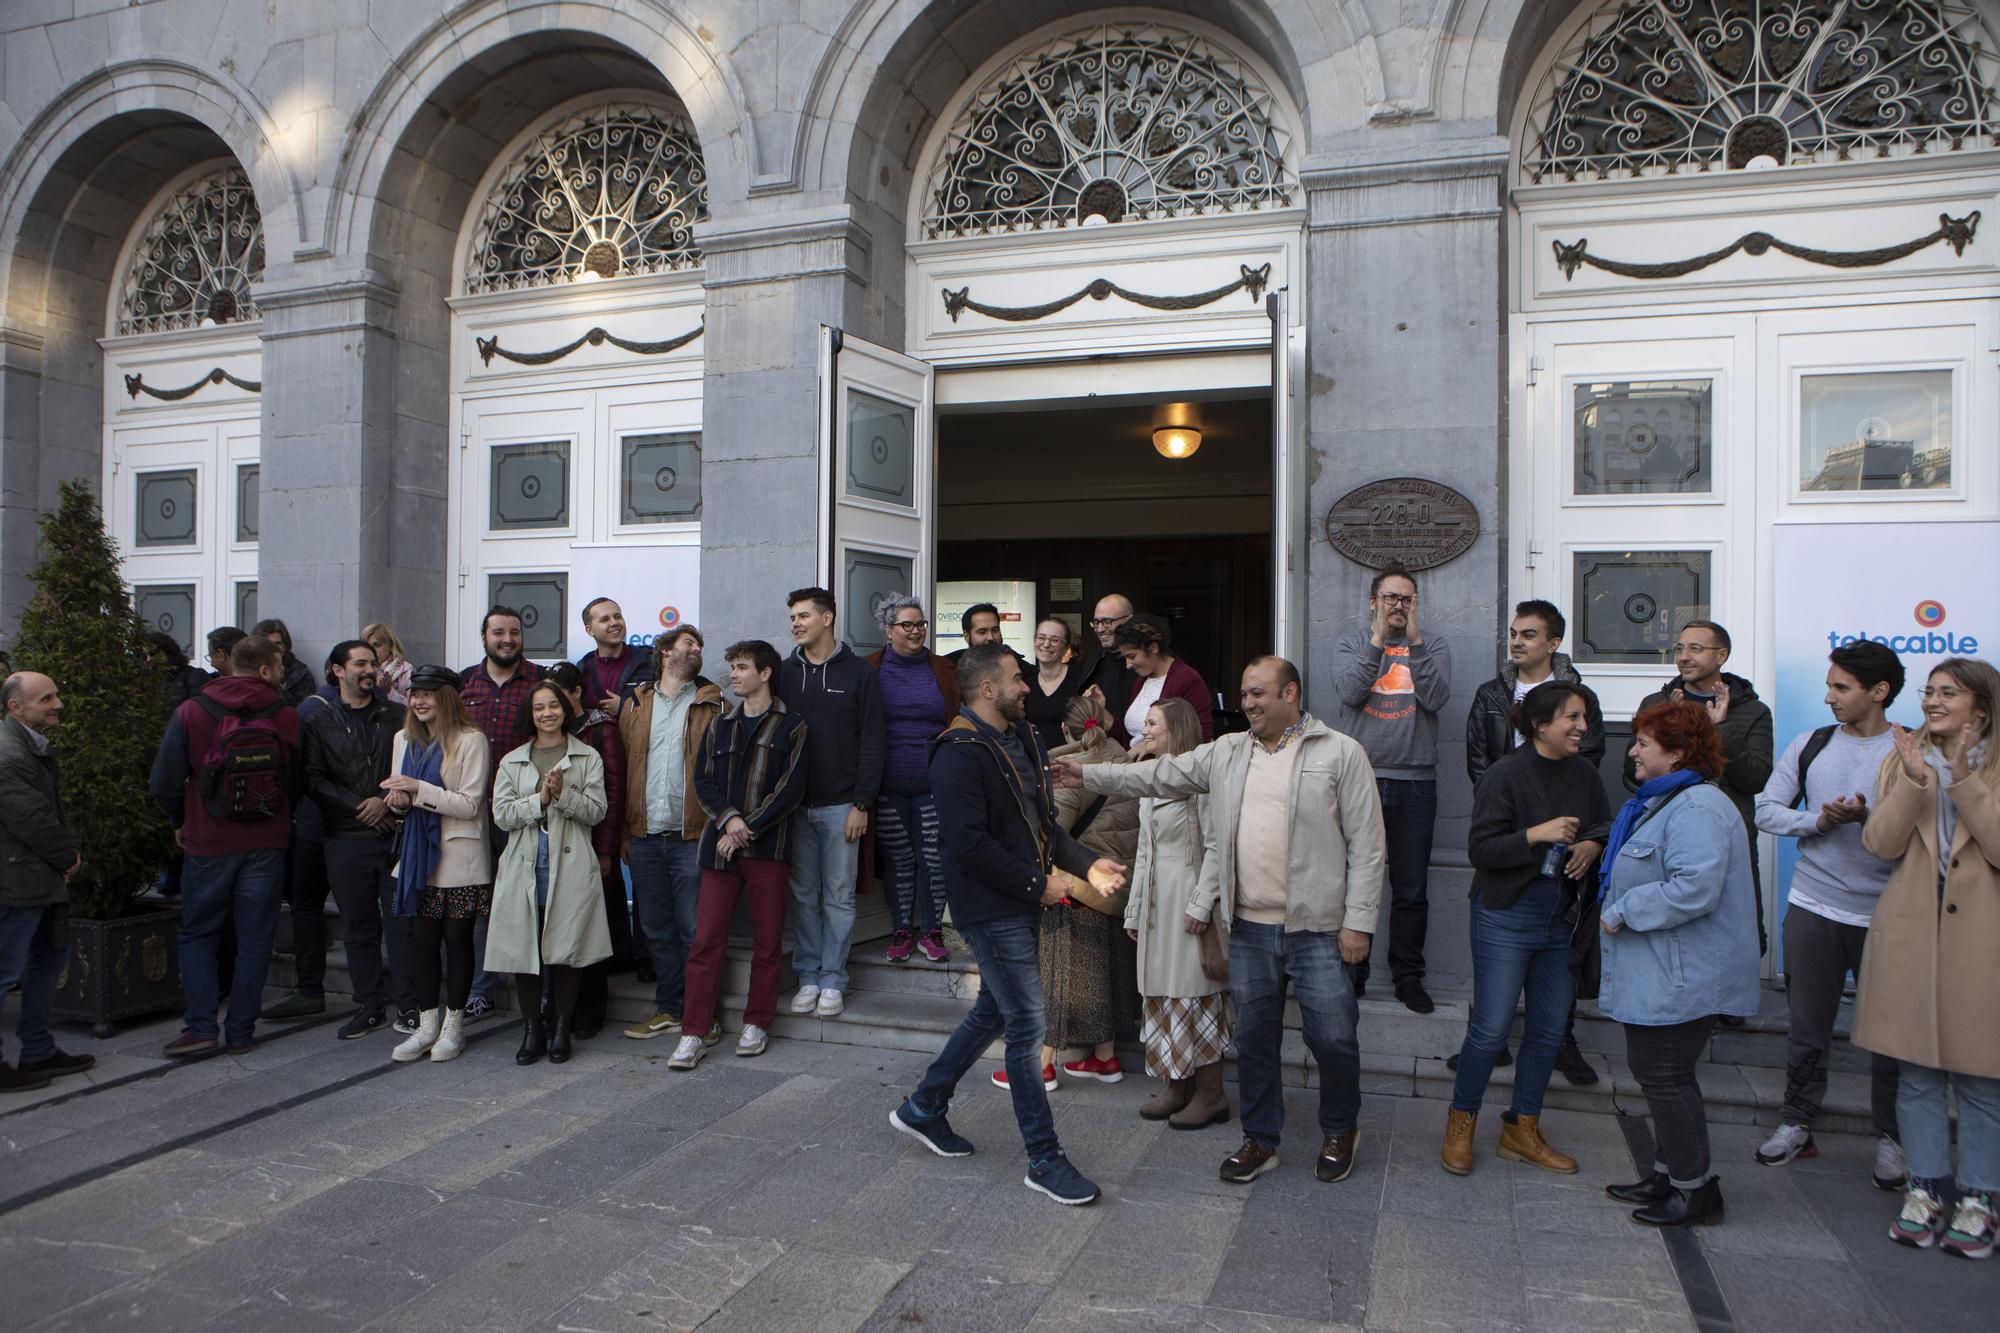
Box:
[1061,1056,1124,1084]
[991,1064,1058,1092]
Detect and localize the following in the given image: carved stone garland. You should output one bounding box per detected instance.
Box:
[116,166,263,335]
[1522,0,1999,182]
[922,23,1295,238]
[465,102,709,293]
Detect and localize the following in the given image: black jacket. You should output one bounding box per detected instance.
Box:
[277,656,317,709]
[693,699,809,870]
[0,719,77,908]
[776,643,885,809]
[1081,649,1136,743]
[927,710,1096,927]
[1625,672,1775,833]
[303,692,406,839]
[1465,653,1606,783]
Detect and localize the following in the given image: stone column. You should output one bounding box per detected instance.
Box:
[255,274,441,668]
[695,207,880,651]
[1302,142,1509,989]
[0,327,49,639]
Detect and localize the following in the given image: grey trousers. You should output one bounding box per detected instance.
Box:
[1780,905,1899,1137]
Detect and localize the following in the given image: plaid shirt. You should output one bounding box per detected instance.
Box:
[458,660,546,786]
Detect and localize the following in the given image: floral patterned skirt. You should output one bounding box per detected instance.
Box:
[415,882,491,920]
[1039,903,1139,1048]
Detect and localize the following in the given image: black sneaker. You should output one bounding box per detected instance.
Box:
[260,992,327,1021]
[336,1009,386,1040]
[1555,1034,1598,1086]
[890,1099,975,1158]
[1024,1153,1101,1206]
[1395,979,1435,1014]
[391,1010,421,1036]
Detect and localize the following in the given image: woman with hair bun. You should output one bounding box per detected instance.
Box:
[1441,681,1610,1179]
[1598,699,1760,1228]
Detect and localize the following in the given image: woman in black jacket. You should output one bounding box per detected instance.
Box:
[1441,681,1610,1177]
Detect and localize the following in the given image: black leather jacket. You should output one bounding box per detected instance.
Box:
[1465,654,1606,784]
[303,693,406,838]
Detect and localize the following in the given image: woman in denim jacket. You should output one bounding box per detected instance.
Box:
[1598,699,1760,1228]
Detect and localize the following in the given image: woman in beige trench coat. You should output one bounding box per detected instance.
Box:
[1857,656,2000,1260]
[487,679,610,1067]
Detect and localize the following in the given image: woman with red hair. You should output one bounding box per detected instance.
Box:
[1596,699,1760,1228]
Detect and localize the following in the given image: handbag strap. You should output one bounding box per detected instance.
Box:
[1070,794,1109,839]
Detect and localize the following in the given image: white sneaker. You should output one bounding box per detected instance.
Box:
[1872,1134,1908,1191]
[428,1009,466,1062]
[816,989,845,1017]
[790,986,821,1014]
[390,1008,441,1063]
[667,1035,706,1070]
[1754,1123,1816,1165]
[736,1024,768,1057]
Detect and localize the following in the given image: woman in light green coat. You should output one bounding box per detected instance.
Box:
[487,679,610,1066]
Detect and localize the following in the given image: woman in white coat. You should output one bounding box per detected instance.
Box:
[1126,697,1230,1128]
[381,665,492,1063]
[488,678,610,1066]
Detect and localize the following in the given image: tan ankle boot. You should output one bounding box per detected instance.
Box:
[1497,1113,1578,1174]
[1441,1107,1477,1175]
[1140,1077,1192,1121]
[1169,1061,1231,1130]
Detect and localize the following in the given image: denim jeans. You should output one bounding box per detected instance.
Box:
[1354,778,1435,987]
[323,833,412,1015]
[1452,876,1576,1117]
[0,903,60,1063]
[179,847,287,1043]
[1779,906,1899,1137]
[876,777,945,935]
[911,914,1061,1164]
[789,804,860,991]
[1624,1016,1717,1188]
[1231,919,1362,1151]
[1898,1062,2000,1193]
[629,831,703,1015]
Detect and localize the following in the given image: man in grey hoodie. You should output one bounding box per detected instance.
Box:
[1331,561,1451,1013]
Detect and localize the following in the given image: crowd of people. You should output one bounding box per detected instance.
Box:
[0,564,1993,1257]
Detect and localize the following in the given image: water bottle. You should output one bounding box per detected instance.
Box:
[1538,842,1569,879]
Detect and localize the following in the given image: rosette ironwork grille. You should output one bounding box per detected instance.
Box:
[1521,0,1998,183]
[922,24,1295,238]
[116,166,263,335]
[465,102,708,293]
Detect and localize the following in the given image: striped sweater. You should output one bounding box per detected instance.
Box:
[692,698,810,870]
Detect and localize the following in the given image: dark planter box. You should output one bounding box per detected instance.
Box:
[53,906,184,1037]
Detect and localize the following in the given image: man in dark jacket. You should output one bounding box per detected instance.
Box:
[1080,592,1137,742]
[0,671,91,1091]
[149,635,302,1057]
[888,645,1126,1207]
[303,640,410,1039]
[776,586,885,1019]
[1627,618,1775,960]
[574,596,655,720]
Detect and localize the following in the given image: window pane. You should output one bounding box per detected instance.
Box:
[135,469,198,547]
[236,464,259,542]
[1571,550,1711,664]
[136,584,197,657]
[489,442,570,530]
[842,550,913,655]
[235,581,258,629]
[489,573,567,659]
[621,432,702,524]
[1800,370,1952,492]
[1572,380,1712,496]
[845,389,914,508]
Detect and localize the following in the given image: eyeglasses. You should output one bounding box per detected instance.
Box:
[1376,594,1415,608]
[1033,634,1068,645]
[891,619,928,632]
[1088,615,1130,629]
[1920,685,1966,701]
[1672,642,1721,655]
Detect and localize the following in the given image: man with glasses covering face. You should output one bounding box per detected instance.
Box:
[1629,619,1775,962]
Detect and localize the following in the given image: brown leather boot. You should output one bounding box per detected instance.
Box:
[1139,1077,1192,1121]
[1497,1112,1578,1174]
[1169,1061,1231,1130]
[1440,1107,1477,1176]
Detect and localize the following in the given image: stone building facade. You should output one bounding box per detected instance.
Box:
[3,0,1995,983]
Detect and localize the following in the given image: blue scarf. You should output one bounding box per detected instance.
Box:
[1598,768,1704,901]
[392,739,446,917]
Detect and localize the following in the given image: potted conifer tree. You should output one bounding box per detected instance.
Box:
[13,480,180,1034]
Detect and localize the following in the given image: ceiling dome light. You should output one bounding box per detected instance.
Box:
[1153,426,1201,460]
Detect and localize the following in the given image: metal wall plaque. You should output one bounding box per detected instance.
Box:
[1323,478,1480,571]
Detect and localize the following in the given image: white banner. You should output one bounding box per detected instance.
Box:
[564,543,701,664]
[936,579,1037,657]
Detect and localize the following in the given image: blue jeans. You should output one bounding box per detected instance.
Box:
[629,831,702,1015]
[1899,1062,2000,1194]
[877,778,945,934]
[0,904,61,1063]
[1231,919,1362,1150]
[1451,876,1576,1117]
[788,804,860,991]
[911,914,1061,1164]
[1352,778,1436,987]
[178,847,286,1043]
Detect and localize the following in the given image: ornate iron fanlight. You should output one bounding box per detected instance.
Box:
[115,166,263,336]
[922,23,1296,238]
[1521,0,1999,183]
[465,102,709,293]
